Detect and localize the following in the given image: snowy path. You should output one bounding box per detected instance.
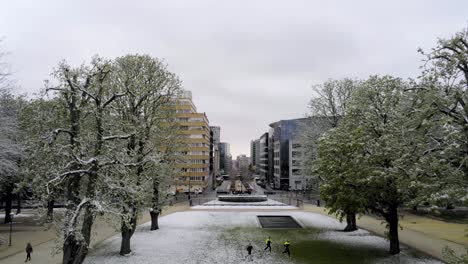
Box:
[84,211,442,264]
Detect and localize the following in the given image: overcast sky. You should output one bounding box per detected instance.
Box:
[1,0,467,157]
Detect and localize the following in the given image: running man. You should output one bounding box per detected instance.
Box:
[264,236,272,252]
[282,240,291,258]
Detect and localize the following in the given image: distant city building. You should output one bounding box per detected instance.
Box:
[174,90,210,193]
[269,117,331,190]
[250,139,260,174]
[289,139,306,190]
[237,154,250,172]
[210,126,221,144]
[219,142,232,175]
[210,126,221,178]
[250,140,256,166]
[259,132,270,183]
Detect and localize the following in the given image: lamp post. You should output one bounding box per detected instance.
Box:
[189,176,191,195]
[8,213,14,246]
[295,181,298,197]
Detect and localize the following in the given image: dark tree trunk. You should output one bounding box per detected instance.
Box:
[150,210,160,231]
[120,213,137,255]
[150,177,160,231]
[16,193,21,214]
[62,235,88,264]
[344,212,357,232]
[47,200,55,222]
[4,184,13,224]
[387,205,400,255]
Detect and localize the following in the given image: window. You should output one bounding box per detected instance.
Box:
[176,109,192,113]
[190,159,206,164]
[188,168,207,172]
[189,151,208,155]
[292,151,302,158]
[190,143,208,147]
[292,160,301,166]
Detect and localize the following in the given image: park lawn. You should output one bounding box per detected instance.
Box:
[220,226,434,264]
[399,214,468,246]
[303,204,467,246]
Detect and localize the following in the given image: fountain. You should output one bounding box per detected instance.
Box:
[217,195,268,203]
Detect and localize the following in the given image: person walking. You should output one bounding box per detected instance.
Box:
[282,240,291,258]
[264,236,272,252]
[246,243,253,255]
[25,242,33,262]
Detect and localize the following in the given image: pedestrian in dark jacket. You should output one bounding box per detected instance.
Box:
[246,243,253,255]
[25,242,33,262]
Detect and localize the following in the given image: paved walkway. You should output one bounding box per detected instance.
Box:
[303,204,467,261]
[0,202,189,264]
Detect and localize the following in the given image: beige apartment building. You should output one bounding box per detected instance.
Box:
[174,90,210,193]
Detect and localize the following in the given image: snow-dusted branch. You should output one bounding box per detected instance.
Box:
[103,134,134,141]
[103,93,126,108]
[67,198,90,235]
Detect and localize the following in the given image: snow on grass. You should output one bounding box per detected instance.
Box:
[85,211,442,264]
[0,212,36,219]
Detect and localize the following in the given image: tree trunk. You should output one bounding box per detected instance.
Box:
[62,233,89,264]
[387,205,400,255]
[344,212,357,232]
[16,193,21,214]
[150,209,160,231]
[4,184,13,224]
[120,213,138,255]
[47,200,55,222]
[151,178,160,231]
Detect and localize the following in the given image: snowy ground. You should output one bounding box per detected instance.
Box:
[0,212,36,220]
[84,211,442,264]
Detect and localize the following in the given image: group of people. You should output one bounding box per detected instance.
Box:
[246,236,291,258]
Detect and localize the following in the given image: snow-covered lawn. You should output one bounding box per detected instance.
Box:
[0,212,36,219]
[85,211,442,264]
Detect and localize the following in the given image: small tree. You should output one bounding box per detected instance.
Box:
[314,124,368,231]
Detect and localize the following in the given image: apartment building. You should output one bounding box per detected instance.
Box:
[174,90,210,193]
